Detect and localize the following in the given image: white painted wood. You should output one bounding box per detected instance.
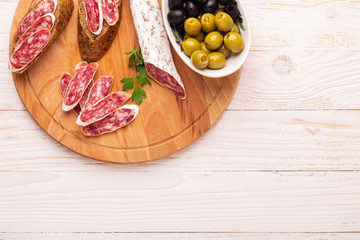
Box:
[1,233,360,240]
[0,171,360,232]
[1,110,360,171]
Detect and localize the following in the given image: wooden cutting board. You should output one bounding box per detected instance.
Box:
[9,0,241,163]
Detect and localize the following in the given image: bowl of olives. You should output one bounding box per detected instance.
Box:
[162,0,251,78]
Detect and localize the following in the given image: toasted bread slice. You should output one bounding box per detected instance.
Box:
[9,0,74,74]
[78,0,121,62]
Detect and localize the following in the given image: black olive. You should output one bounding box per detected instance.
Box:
[174,23,185,37]
[203,0,218,13]
[167,9,186,25]
[194,0,206,4]
[185,1,200,17]
[169,0,184,10]
[224,4,240,21]
[216,0,231,6]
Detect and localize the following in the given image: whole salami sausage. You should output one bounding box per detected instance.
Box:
[81,104,139,136]
[83,75,113,109]
[76,91,130,126]
[62,62,98,111]
[100,0,119,26]
[130,0,186,99]
[16,0,57,38]
[83,0,103,35]
[9,29,51,72]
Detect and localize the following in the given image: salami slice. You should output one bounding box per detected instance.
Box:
[83,0,103,35]
[62,62,98,111]
[76,91,130,126]
[16,13,55,49]
[59,72,71,95]
[79,80,94,108]
[73,104,82,115]
[16,0,57,38]
[100,0,119,26]
[81,104,139,136]
[9,29,50,72]
[130,0,186,99]
[83,75,113,109]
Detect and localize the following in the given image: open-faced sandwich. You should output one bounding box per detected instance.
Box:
[78,0,121,62]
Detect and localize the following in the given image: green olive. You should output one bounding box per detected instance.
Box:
[214,12,234,32]
[224,32,245,53]
[217,44,231,58]
[200,13,216,33]
[200,42,212,55]
[182,38,201,57]
[185,31,205,42]
[184,17,202,36]
[204,31,223,50]
[191,50,209,69]
[213,8,224,16]
[230,24,239,33]
[207,52,226,69]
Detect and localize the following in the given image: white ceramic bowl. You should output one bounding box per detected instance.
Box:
[162,0,251,78]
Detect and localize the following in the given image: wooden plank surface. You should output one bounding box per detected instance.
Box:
[1,110,360,171]
[1,171,360,232]
[1,233,360,240]
[1,0,360,238]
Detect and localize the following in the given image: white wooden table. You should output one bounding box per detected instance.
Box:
[1,0,360,239]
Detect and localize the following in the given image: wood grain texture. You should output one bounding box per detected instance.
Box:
[0,171,360,232]
[9,0,241,163]
[1,110,360,171]
[2,233,360,240]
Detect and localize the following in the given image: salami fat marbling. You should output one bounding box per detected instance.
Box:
[76,91,130,126]
[62,62,98,111]
[81,104,138,136]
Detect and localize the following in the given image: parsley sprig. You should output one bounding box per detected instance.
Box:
[121,48,151,105]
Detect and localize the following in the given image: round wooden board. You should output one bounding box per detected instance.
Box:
[10,0,241,164]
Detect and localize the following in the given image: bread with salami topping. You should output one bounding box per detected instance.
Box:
[78,0,121,62]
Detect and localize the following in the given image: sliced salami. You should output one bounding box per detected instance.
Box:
[81,104,139,136]
[16,13,55,49]
[59,72,91,116]
[76,91,130,126]
[83,75,113,109]
[59,72,71,95]
[130,0,186,99]
[83,0,103,35]
[79,80,94,109]
[100,0,119,26]
[62,62,98,111]
[73,104,82,115]
[16,0,57,38]
[9,29,50,72]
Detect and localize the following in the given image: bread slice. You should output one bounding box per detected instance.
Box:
[78,0,121,62]
[10,0,74,74]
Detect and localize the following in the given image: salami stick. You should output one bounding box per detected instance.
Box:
[130,0,186,99]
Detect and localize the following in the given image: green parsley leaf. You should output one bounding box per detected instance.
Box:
[136,70,151,86]
[132,86,146,105]
[120,47,152,105]
[120,77,134,92]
